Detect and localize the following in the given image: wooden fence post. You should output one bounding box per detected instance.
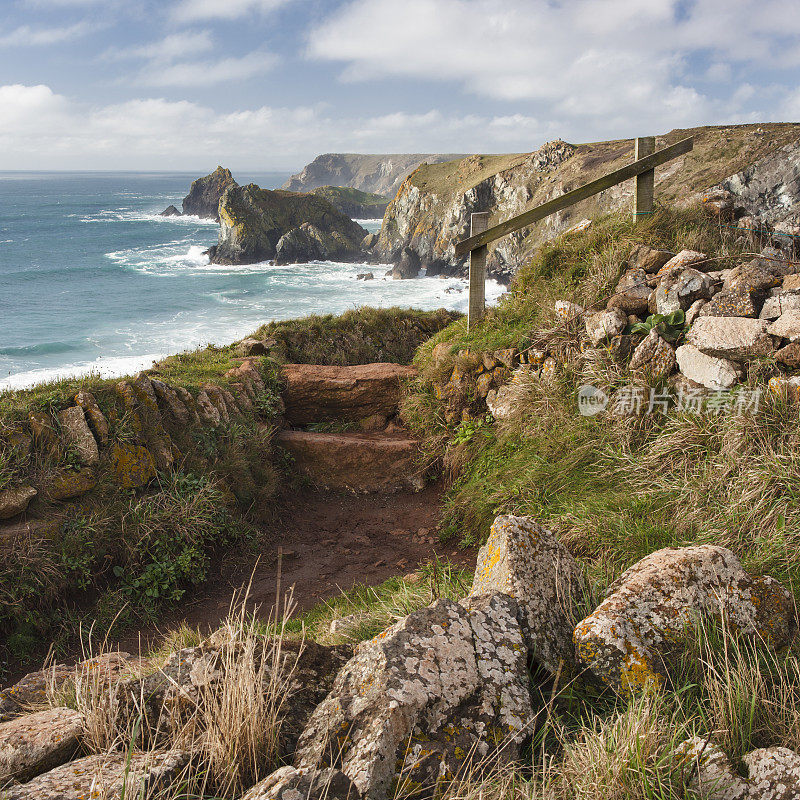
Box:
[467,212,489,329]
[634,136,655,221]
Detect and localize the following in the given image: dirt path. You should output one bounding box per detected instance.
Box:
[115,483,476,654]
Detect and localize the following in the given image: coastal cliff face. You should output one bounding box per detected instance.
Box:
[181,166,237,220]
[282,153,469,197]
[378,123,800,281]
[310,186,389,219]
[209,185,367,265]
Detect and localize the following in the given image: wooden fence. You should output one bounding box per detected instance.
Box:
[456,135,695,328]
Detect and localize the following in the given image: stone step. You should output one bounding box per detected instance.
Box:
[276,430,424,493]
[280,363,416,425]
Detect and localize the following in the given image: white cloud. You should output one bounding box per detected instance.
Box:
[172,0,293,22]
[0,21,95,46]
[0,83,560,170]
[106,31,215,62]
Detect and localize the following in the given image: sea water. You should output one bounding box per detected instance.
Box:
[0,172,504,390]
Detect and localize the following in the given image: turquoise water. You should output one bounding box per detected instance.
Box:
[0,172,502,389]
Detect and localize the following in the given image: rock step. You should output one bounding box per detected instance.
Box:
[276,430,423,493]
[280,363,416,426]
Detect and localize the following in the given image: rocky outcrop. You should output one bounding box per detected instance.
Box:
[310,186,389,219]
[243,767,361,800]
[209,185,367,266]
[160,204,180,217]
[182,166,237,220]
[283,154,468,197]
[574,545,795,693]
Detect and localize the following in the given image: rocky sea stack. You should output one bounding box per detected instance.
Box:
[181,166,237,221]
[209,185,368,266]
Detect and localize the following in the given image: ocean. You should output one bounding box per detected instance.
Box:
[0,172,503,390]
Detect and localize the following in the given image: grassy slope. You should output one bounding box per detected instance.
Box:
[311,185,390,205]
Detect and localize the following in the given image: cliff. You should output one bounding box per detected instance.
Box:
[282,153,469,197]
[181,166,237,221]
[209,185,368,265]
[378,123,800,281]
[310,186,389,219]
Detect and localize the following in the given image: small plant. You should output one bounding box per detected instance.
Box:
[452,415,493,446]
[627,309,686,343]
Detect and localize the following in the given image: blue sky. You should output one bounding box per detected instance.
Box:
[0,0,798,171]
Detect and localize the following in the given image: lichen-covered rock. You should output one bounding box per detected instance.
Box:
[0,486,37,520]
[585,308,627,346]
[608,269,651,315]
[74,391,109,446]
[687,316,776,361]
[629,330,676,381]
[0,707,83,782]
[769,375,800,402]
[243,766,361,800]
[469,515,585,675]
[699,288,764,318]
[110,442,156,489]
[675,344,744,391]
[56,407,99,466]
[150,379,191,424]
[574,546,794,693]
[182,165,237,220]
[651,268,712,315]
[768,309,800,342]
[677,737,800,800]
[775,341,800,368]
[760,291,800,320]
[628,244,675,274]
[3,749,189,800]
[115,376,175,471]
[724,260,783,293]
[554,300,584,322]
[195,389,221,426]
[48,467,97,500]
[656,249,708,276]
[294,596,533,800]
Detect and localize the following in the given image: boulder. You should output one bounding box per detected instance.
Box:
[243,767,361,800]
[210,184,366,265]
[182,165,237,220]
[56,406,99,466]
[783,274,800,291]
[699,288,764,318]
[48,467,97,500]
[759,291,800,320]
[651,268,712,315]
[686,317,776,361]
[276,431,423,493]
[115,376,175,471]
[74,391,109,445]
[160,205,180,217]
[294,595,533,800]
[675,344,743,391]
[0,707,83,782]
[627,244,674,274]
[0,486,37,520]
[356,272,374,280]
[685,298,706,326]
[628,330,676,381]
[392,246,421,279]
[574,546,794,693]
[555,300,584,322]
[280,363,416,425]
[195,389,221,426]
[608,269,651,315]
[678,736,800,800]
[150,379,191,424]
[469,515,585,676]
[656,249,707,276]
[110,442,156,489]
[3,749,189,800]
[768,309,800,342]
[585,308,627,346]
[769,375,800,402]
[724,260,783,293]
[362,233,379,250]
[776,341,800,368]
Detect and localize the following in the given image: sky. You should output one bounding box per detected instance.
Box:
[0,0,799,171]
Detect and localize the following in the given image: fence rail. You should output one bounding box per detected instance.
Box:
[457,135,694,327]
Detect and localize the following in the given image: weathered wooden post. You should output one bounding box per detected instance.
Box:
[467,211,489,329]
[634,136,655,220]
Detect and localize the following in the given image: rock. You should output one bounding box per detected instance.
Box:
[362,233,379,250]
[469,514,585,675]
[276,430,423,493]
[243,767,361,800]
[776,341,800,367]
[783,274,800,291]
[555,300,584,322]
[74,391,109,445]
[651,268,712,315]
[656,249,708,275]
[160,205,180,217]
[182,165,237,220]
[392,246,420,280]
[678,736,800,800]
[110,442,156,489]
[768,309,800,342]
[356,272,374,280]
[49,467,97,500]
[210,184,366,266]
[724,260,783,293]
[769,375,800,402]
[687,316,776,361]
[280,363,416,425]
[56,406,99,466]
[309,186,389,219]
[760,291,800,320]
[0,486,37,520]
[149,379,191,424]
[627,244,675,274]
[294,595,533,800]
[27,412,58,452]
[0,707,83,782]
[608,269,651,315]
[574,545,794,693]
[685,298,706,325]
[3,749,189,800]
[628,330,676,381]
[585,308,627,346]
[195,389,221,426]
[699,288,764,318]
[676,344,743,391]
[237,337,271,356]
[115,376,175,471]
[494,348,519,369]
[702,188,736,219]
